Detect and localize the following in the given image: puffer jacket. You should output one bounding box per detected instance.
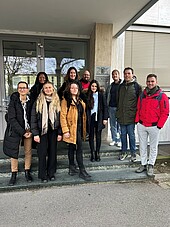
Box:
[3,92,33,159]
[60,98,86,144]
[116,81,142,125]
[135,88,169,128]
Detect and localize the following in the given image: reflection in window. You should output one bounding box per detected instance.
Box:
[44,39,88,90]
[3,41,37,97]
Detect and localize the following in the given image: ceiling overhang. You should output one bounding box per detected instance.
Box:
[0,0,158,38]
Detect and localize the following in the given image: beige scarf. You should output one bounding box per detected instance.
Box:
[41,96,56,135]
[36,91,61,135]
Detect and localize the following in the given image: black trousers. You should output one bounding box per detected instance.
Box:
[68,130,84,169]
[89,113,102,154]
[37,129,58,179]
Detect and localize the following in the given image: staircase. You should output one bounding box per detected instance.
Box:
[0,141,150,192]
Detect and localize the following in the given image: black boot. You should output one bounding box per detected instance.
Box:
[90,151,95,162]
[95,151,101,162]
[25,170,33,183]
[79,169,91,181]
[8,172,17,186]
[69,165,79,176]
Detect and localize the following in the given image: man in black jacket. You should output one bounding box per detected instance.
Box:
[3,81,33,186]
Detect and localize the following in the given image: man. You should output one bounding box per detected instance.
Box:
[3,81,33,186]
[135,74,169,176]
[116,67,142,161]
[80,70,91,140]
[80,70,91,92]
[105,69,121,147]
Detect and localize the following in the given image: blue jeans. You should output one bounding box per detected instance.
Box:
[120,123,136,154]
[109,107,120,143]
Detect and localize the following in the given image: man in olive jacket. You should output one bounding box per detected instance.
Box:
[116,67,142,161]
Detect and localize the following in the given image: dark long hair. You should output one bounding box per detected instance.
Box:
[35,72,48,85]
[87,79,100,109]
[64,81,80,107]
[65,67,79,82]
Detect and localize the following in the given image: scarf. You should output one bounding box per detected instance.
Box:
[20,95,30,130]
[146,86,159,96]
[91,92,98,121]
[41,95,56,135]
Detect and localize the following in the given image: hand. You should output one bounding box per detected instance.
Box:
[34,135,40,143]
[57,135,62,141]
[64,132,70,139]
[24,132,32,138]
[103,120,108,125]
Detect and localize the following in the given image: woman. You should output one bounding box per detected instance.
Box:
[87,80,109,162]
[60,81,91,181]
[58,67,85,101]
[3,81,33,186]
[30,72,48,102]
[31,81,62,182]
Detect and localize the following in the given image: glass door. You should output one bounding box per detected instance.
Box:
[0,38,42,140]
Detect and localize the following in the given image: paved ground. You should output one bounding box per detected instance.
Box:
[0,181,169,227]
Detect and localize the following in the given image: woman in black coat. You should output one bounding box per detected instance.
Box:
[87,80,109,162]
[30,72,48,103]
[3,81,33,186]
[31,81,62,182]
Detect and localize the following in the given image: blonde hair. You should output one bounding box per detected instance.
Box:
[36,82,61,113]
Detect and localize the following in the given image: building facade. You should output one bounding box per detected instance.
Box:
[0,0,164,140]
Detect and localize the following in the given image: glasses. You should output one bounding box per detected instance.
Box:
[147,81,155,83]
[18,87,28,90]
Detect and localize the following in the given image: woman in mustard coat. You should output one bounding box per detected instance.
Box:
[60,81,91,181]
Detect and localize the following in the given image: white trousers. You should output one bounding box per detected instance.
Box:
[137,123,160,166]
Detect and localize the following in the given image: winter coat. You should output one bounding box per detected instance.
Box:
[60,98,86,144]
[135,88,169,128]
[87,92,109,132]
[116,81,142,125]
[31,101,61,136]
[29,84,43,103]
[3,92,33,159]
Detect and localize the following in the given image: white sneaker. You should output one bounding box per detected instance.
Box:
[109,141,116,146]
[116,142,121,147]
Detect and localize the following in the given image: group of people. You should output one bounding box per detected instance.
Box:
[3,66,169,186]
[3,67,109,186]
[106,67,169,177]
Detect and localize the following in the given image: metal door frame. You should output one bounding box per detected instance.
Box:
[0,35,44,140]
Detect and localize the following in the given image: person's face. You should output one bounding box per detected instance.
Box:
[124,69,133,82]
[146,76,157,90]
[17,83,29,96]
[91,83,97,93]
[69,69,77,80]
[112,71,120,82]
[39,74,46,84]
[70,83,79,96]
[83,71,90,81]
[43,83,54,96]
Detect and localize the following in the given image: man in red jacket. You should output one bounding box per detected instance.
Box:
[135,74,169,176]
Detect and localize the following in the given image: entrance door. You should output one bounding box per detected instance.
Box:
[0,38,42,140]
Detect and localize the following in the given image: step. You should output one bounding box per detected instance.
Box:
[0,167,150,193]
[0,154,141,173]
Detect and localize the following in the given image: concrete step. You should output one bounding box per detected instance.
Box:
[0,167,150,192]
[0,154,141,173]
